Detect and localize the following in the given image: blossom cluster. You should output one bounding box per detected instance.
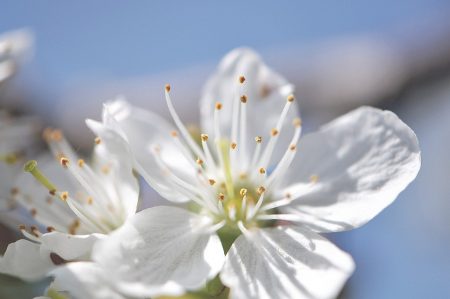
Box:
[0,31,421,299]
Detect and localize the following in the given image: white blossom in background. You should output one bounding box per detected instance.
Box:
[0,29,31,84]
[0,124,139,293]
[84,48,421,299]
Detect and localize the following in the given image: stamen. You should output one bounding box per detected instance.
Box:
[59,191,69,201]
[240,188,248,197]
[208,179,216,186]
[0,153,18,164]
[24,160,58,193]
[240,95,247,103]
[218,193,225,201]
[201,133,217,171]
[259,167,266,174]
[94,137,101,145]
[60,157,69,168]
[239,75,246,84]
[164,85,204,160]
[196,158,204,165]
[201,134,208,142]
[47,226,56,232]
[230,142,237,150]
[310,175,319,183]
[271,128,279,136]
[77,159,85,167]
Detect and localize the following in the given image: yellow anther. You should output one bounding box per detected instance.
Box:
[101,165,110,175]
[30,226,39,237]
[51,129,63,142]
[257,186,266,195]
[165,84,171,92]
[255,136,262,143]
[293,118,302,128]
[77,159,85,167]
[60,157,69,168]
[170,130,178,137]
[218,193,225,201]
[231,142,237,150]
[240,95,248,103]
[208,179,216,186]
[239,172,248,179]
[19,224,26,230]
[259,167,266,174]
[47,226,55,232]
[201,134,209,142]
[310,175,319,183]
[287,94,295,102]
[271,128,279,136]
[240,188,248,197]
[239,75,246,84]
[87,197,93,205]
[95,137,101,145]
[196,158,204,165]
[60,192,69,201]
[289,144,297,151]
[215,102,223,110]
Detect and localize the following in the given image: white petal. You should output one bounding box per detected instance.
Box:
[40,232,105,261]
[200,48,297,162]
[50,262,125,299]
[95,99,195,203]
[221,226,354,299]
[92,206,225,297]
[0,239,54,281]
[85,119,139,219]
[280,106,421,232]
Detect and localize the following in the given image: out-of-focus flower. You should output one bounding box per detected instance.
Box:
[0,111,41,229]
[0,29,32,85]
[0,125,139,283]
[87,48,421,299]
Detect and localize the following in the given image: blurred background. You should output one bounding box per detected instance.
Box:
[1,1,450,298]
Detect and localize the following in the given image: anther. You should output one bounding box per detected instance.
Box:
[30,226,39,237]
[19,224,26,231]
[271,128,279,136]
[196,158,204,165]
[218,193,225,201]
[215,102,223,110]
[47,226,55,232]
[293,118,302,128]
[10,187,18,196]
[231,142,237,150]
[42,128,53,141]
[60,192,69,201]
[255,136,262,143]
[257,186,266,195]
[24,160,58,192]
[287,94,295,102]
[310,175,319,183]
[30,208,37,217]
[165,84,171,92]
[240,188,248,197]
[87,197,93,205]
[170,130,178,137]
[239,75,246,84]
[60,157,69,168]
[102,166,110,175]
[208,179,216,186]
[95,137,101,145]
[201,134,209,142]
[240,95,248,103]
[50,129,63,142]
[289,144,297,151]
[259,167,266,174]
[77,159,85,167]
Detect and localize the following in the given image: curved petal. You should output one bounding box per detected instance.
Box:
[50,262,125,299]
[280,106,421,232]
[92,99,195,203]
[220,226,354,299]
[200,48,297,163]
[40,232,105,261]
[85,119,139,219]
[92,206,225,297]
[0,239,55,281]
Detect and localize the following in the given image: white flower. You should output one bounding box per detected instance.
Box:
[0,125,139,283]
[88,48,420,299]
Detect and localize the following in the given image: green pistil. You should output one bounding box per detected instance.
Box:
[218,140,235,199]
[23,160,58,192]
